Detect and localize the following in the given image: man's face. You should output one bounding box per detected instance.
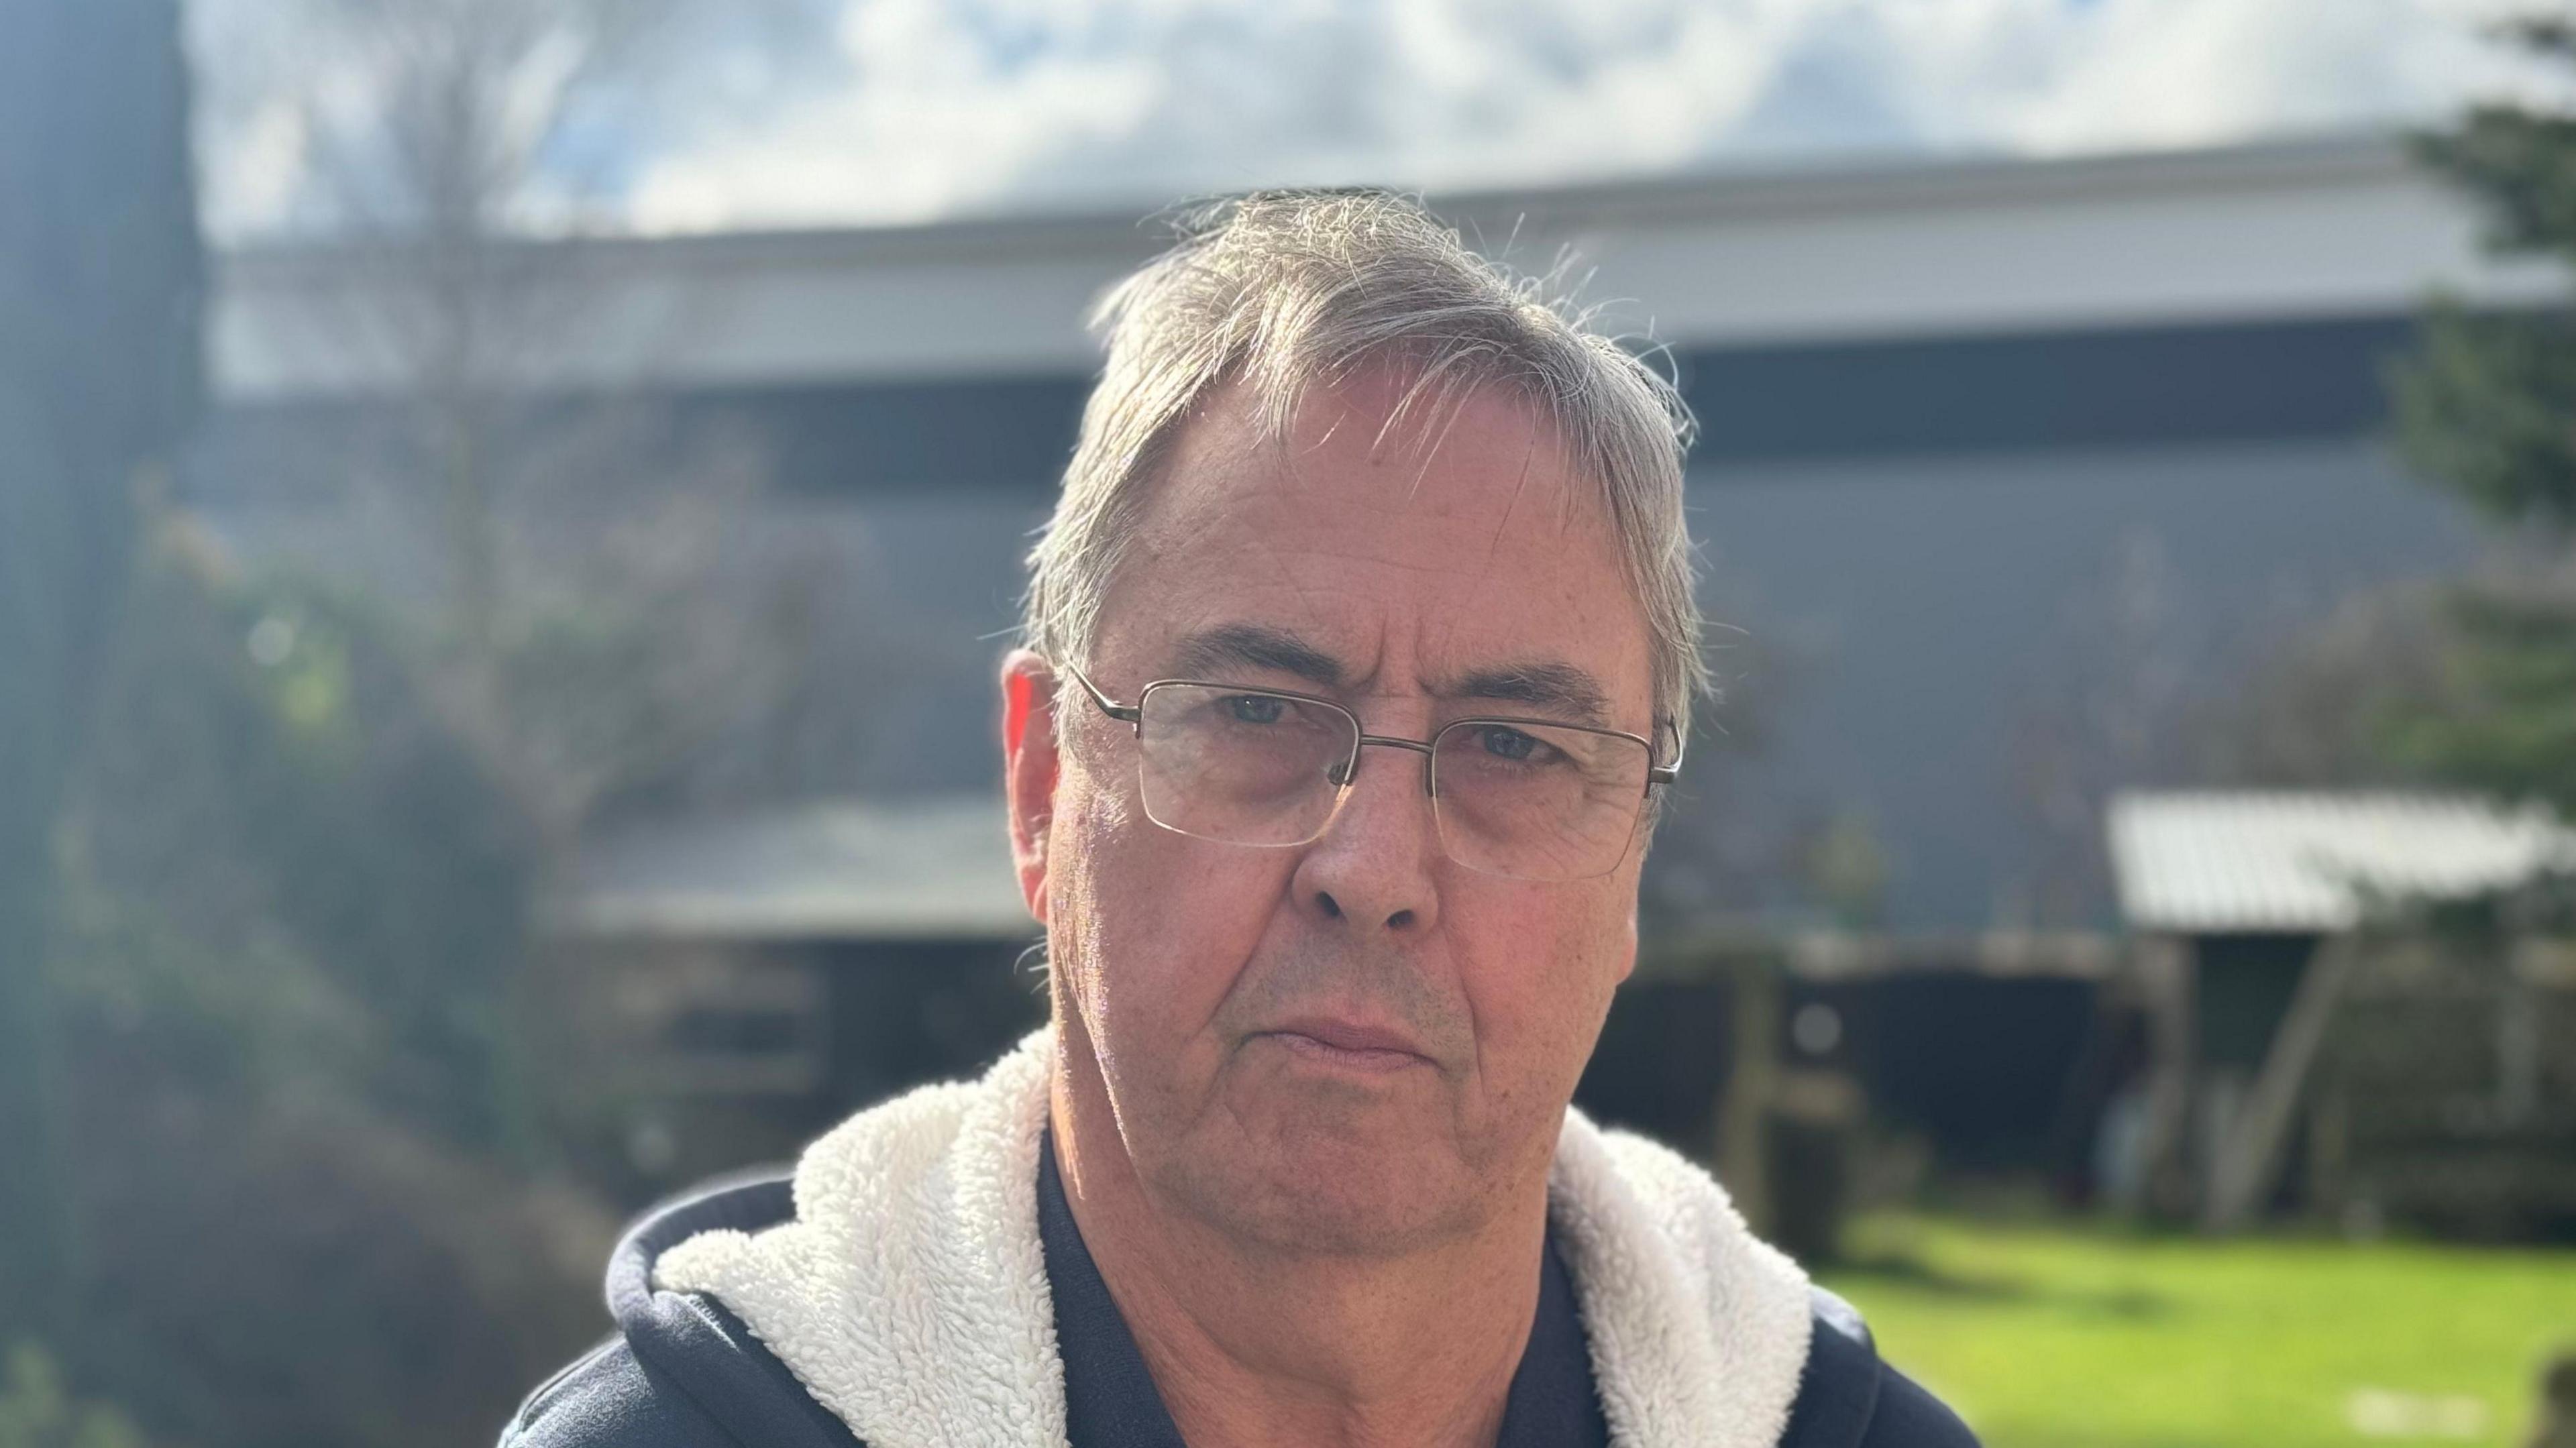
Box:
[1010,370,1656,1257]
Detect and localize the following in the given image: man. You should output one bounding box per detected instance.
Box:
[501,190,1976,1448]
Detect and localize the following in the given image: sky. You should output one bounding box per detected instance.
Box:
[189,0,2555,239]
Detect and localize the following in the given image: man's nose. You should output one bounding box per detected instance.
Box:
[1291,740,1442,934]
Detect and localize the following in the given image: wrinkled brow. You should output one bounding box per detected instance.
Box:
[1167,623,1614,728]
[1167,623,1342,687]
[1446,661,1612,728]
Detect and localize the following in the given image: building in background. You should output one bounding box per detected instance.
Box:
[186,132,2551,1204]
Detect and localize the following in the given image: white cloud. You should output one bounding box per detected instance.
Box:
[195,0,2561,238]
[1990,0,2536,153]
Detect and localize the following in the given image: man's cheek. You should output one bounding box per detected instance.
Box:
[1527,896,1626,1042]
[1167,862,1292,1022]
[1086,850,1252,1020]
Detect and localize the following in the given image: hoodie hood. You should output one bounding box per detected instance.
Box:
[590,1170,859,1448]
[626,1028,1821,1448]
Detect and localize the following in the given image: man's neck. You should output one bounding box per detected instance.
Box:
[1046,1054,1552,1448]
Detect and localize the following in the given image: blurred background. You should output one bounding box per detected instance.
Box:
[6,1,2576,1445]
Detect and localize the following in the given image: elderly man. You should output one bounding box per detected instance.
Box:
[501,190,1975,1448]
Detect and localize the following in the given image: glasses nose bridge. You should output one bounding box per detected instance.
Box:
[1338,729,1439,795]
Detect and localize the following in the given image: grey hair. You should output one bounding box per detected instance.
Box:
[1020,188,1710,748]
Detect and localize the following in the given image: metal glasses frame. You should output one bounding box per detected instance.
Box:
[1057,661,1680,812]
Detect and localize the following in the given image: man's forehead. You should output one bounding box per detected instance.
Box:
[1143,378,1607,579]
[1097,372,1652,710]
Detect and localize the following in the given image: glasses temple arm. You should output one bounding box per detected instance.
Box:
[1057,661,1142,726]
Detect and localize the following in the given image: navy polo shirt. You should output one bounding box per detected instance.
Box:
[1036,1127,1612,1447]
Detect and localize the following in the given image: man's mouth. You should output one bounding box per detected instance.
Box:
[1258,1017,1430,1072]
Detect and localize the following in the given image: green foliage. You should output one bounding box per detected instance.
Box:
[2375,587,2576,816]
[2391,300,2576,531]
[40,526,615,1448]
[58,522,535,1147]
[6,4,769,1443]
[2412,14,2576,268]
[2383,12,2576,812]
[2417,111,2576,266]
[0,1344,148,1448]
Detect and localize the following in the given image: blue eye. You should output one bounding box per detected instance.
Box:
[1481,726,1538,761]
[1224,694,1287,725]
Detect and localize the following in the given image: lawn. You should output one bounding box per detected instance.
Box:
[1817,1213,2576,1448]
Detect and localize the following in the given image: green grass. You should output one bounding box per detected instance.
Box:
[1817,1213,2576,1448]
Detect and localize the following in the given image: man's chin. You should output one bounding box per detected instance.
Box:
[1222,1065,1452,1172]
[1165,1106,1477,1258]
[1199,1169,1468,1258]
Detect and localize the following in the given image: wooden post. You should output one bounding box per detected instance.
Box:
[2204,934,2359,1231]
[2134,934,2198,1220]
[1719,950,1781,1239]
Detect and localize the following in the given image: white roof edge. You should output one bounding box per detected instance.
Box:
[2106,789,2576,936]
[215,129,2562,399]
[217,132,2418,278]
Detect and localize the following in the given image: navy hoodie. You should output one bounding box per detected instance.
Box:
[498,1147,1977,1448]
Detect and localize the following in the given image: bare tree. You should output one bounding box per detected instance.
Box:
[198,0,842,850]
[175,1,910,1209]
[2007,528,2198,926]
[1638,610,1803,932]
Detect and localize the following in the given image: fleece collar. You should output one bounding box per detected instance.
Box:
[653,1029,1815,1448]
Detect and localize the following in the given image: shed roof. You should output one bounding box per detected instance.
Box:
[548,795,1033,942]
[2105,791,2576,934]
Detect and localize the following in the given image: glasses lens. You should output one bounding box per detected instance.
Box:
[1432,720,1651,881]
[1136,683,1356,846]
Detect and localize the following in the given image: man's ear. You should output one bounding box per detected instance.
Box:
[1000,649,1061,927]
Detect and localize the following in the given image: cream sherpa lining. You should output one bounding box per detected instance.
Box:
[655,1029,1815,1448]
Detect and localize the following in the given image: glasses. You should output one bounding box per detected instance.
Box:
[1059,663,1680,883]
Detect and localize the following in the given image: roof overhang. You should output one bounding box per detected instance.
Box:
[546,795,1035,944]
[213,132,2567,402]
[2107,790,2576,936]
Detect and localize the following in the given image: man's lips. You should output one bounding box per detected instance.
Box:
[1258,1017,1432,1070]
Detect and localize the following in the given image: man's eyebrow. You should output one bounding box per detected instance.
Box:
[1167,623,1344,687]
[1447,661,1613,727]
